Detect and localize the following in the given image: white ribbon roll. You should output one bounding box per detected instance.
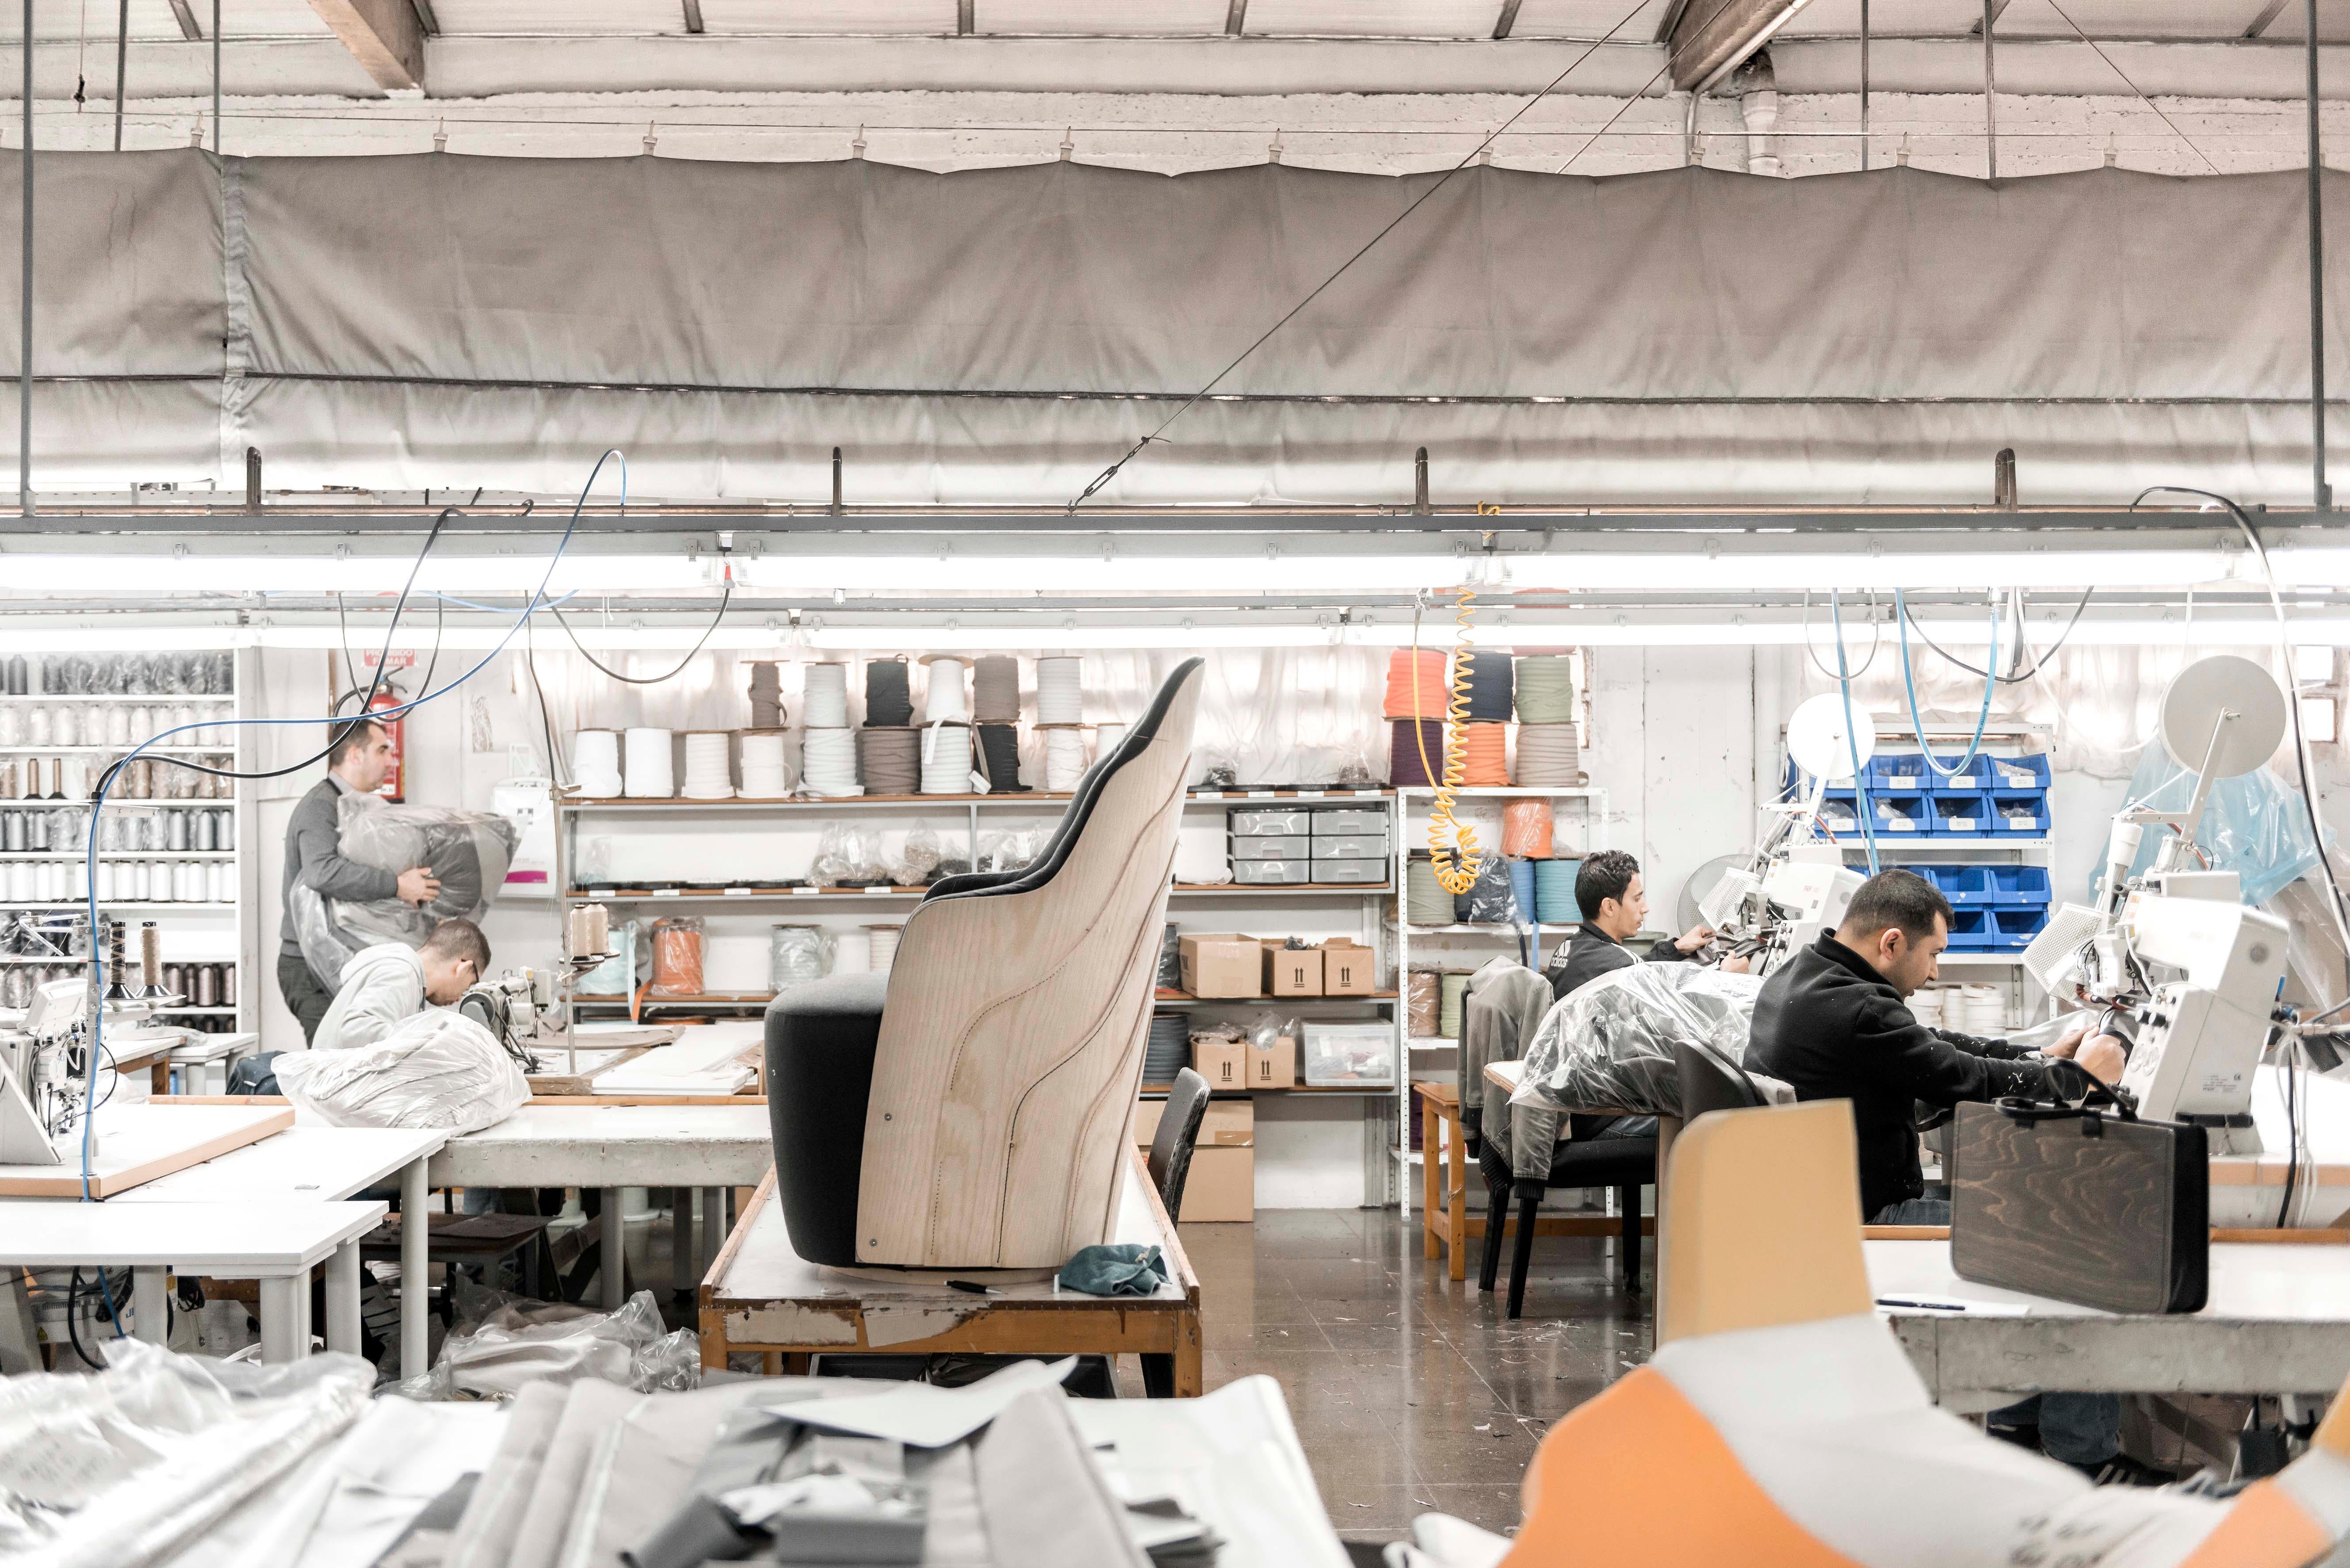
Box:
[622,728,675,798]
[923,658,971,724]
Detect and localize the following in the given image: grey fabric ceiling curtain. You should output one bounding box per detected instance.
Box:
[0,150,2340,505]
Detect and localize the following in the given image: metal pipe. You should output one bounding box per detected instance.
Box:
[1859,0,1869,171]
[112,0,126,152]
[1685,89,1698,167]
[1982,0,1997,179]
[19,0,31,518]
[212,0,220,154]
[2310,0,2331,511]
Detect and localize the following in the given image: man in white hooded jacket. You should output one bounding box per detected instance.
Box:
[314,919,491,1053]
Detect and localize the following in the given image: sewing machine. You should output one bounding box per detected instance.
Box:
[456,967,555,1072]
[0,976,185,1165]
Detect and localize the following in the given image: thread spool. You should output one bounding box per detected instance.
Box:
[1438,972,1471,1040]
[650,918,706,997]
[800,728,860,797]
[1507,858,1538,923]
[866,923,903,976]
[864,659,914,728]
[921,656,971,724]
[1406,971,1440,1036]
[1502,799,1553,858]
[1460,649,1514,723]
[193,962,219,1007]
[681,731,735,799]
[210,861,233,903]
[1390,719,1444,788]
[1383,650,1448,719]
[1094,721,1127,759]
[802,663,851,729]
[740,731,791,798]
[1534,857,1582,924]
[1405,854,1452,926]
[974,724,1027,793]
[138,922,162,993]
[831,930,873,976]
[1035,657,1086,725]
[971,656,1022,723]
[1460,723,1509,786]
[920,723,973,795]
[1041,728,1089,791]
[569,732,624,797]
[1144,1012,1189,1081]
[856,727,921,795]
[622,728,674,798]
[1514,724,1582,787]
[747,662,786,730]
[1515,656,1577,724]
[569,902,611,958]
[1911,987,1946,1028]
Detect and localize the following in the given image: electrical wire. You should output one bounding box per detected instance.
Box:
[1803,588,1882,680]
[1830,588,1882,876]
[1060,0,1663,513]
[75,454,630,1262]
[1899,586,2096,684]
[1893,586,1998,778]
[546,569,734,685]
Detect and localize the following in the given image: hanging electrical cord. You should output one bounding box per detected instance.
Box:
[72,456,629,1349]
[1802,588,1883,681]
[547,566,734,686]
[1830,588,1882,876]
[1899,585,2095,684]
[2130,484,2348,1230]
[1407,587,1483,895]
[1893,586,1998,778]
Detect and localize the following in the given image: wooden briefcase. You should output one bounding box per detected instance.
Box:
[1949,1091,2208,1314]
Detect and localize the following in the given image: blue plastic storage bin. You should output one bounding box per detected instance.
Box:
[1928,792,1993,836]
[1820,790,1861,834]
[1988,754,2053,791]
[1871,794,1928,834]
[1990,790,2049,834]
[1991,907,2048,950]
[1867,753,1928,791]
[1986,865,2052,906]
[1924,754,1993,790]
[1945,908,1994,950]
[1926,865,1995,904]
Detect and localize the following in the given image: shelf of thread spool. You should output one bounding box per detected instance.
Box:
[0,798,224,807]
[558,794,1081,812]
[0,901,236,910]
[0,851,233,860]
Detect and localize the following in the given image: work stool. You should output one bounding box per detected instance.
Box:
[360,1211,554,1317]
[1477,1122,1655,1319]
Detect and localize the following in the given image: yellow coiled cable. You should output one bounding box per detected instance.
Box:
[1409,584,1481,895]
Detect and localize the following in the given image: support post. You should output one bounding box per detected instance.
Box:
[113,0,127,151]
[601,1188,626,1309]
[1981,0,1997,179]
[325,1241,361,1354]
[18,0,30,519]
[1859,0,1869,171]
[132,1267,168,1345]
[401,1156,428,1378]
[2311,0,2331,511]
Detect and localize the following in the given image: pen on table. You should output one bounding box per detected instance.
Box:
[1875,1296,1972,1312]
[948,1279,1003,1296]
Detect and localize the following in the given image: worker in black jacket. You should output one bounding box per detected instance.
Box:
[1543,850,1737,1005]
[1745,867,2153,1483]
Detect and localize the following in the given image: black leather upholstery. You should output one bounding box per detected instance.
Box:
[1148,1068,1212,1217]
[764,973,890,1267]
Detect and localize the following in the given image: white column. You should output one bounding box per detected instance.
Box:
[131,1267,169,1346]
[401,1156,429,1378]
[325,1241,361,1355]
[257,1275,306,1362]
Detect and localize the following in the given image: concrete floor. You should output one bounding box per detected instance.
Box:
[1180,1206,1653,1543]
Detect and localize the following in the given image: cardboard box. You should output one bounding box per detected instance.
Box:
[1135,1098,1253,1222]
[1320,939,1376,995]
[1179,933,1264,998]
[1190,1034,1246,1091]
[1261,942,1324,997]
[1247,1035,1297,1089]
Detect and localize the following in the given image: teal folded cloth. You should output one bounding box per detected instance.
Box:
[1056,1244,1167,1297]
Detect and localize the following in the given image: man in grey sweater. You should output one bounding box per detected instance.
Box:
[278,719,439,1042]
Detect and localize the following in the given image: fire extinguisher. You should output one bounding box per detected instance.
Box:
[366,682,407,803]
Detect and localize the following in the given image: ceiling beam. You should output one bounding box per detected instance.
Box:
[2246,0,2291,35]
[1493,0,1523,40]
[163,0,202,41]
[680,0,704,33]
[304,0,424,91]
[1666,0,1812,91]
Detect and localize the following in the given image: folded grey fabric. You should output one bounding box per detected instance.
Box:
[506,1381,649,1568]
[1054,1245,1165,1297]
[446,1382,571,1568]
[973,1389,1150,1568]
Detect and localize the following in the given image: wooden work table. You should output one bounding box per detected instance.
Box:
[700,1148,1203,1395]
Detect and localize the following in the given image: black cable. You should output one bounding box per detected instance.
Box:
[1899,587,2097,684]
[67,1268,101,1367]
[524,613,569,789]
[546,570,734,686]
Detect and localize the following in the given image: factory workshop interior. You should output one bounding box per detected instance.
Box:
[19,4,2350,1566]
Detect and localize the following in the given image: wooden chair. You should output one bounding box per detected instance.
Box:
[765,657,1206,1270]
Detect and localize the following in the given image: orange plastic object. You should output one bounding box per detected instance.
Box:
[1502,798,1554,858]
[649,917,706,997]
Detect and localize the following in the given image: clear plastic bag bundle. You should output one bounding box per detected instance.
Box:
[895,819,944,885]
[1511,961,1768,1118]
[649,916,706,997]
[1454,853,1523,924]
[576,918,643,998]
[768,924,831,992]
[2115,747,2325,906]
[0,1339,374,1568]
[273,1008,530,1134]
[974,828,1046,875]
[335,792,520,937]
[810,822,889,888]
[390,1283,700,1403]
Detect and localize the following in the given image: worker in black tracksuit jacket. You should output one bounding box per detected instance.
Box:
[1541,849,1729,1006]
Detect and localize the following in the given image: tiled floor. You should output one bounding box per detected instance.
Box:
[1177,1206,1654,1543]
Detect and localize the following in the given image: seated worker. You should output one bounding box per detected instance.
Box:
[1544,848,1739,1004]
[313,918,491,1053]
[1745,867,2153,1483]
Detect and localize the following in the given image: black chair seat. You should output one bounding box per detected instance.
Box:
[1477,1133,1657,1318]
[765,973,890,1268]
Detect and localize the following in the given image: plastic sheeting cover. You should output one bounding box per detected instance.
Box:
[1510,961,1767,1119]
[273,1007,529,1134]
[2116,751,2325,907]
[392,1286,699,1404]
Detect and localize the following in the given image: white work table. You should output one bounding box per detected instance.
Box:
[430,1103,775,1309]
[109,1125,445,1379]
[0,1197,386,1362]
[1869,1238,2350,1410]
